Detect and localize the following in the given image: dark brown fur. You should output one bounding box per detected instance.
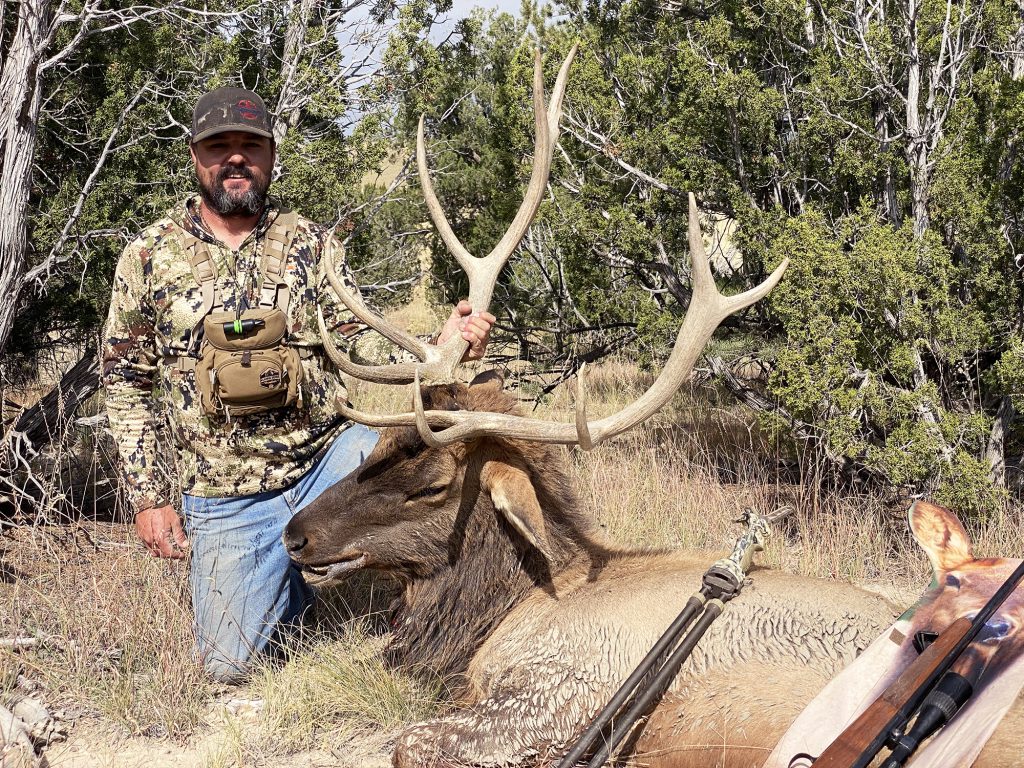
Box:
[287,380,617,688]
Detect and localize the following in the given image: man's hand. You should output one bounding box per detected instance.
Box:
[436,300,496,362]
[135,504,189,559]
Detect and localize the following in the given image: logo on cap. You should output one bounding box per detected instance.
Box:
[237,99,262,121]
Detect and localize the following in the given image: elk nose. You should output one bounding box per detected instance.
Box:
[282,526,308,557]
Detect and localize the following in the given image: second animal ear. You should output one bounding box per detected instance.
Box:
[481,457,552,561]
[908,500,974,575]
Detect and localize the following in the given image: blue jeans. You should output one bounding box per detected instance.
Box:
[182,424,379,683]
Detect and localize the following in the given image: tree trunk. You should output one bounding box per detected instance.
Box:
[986,396,1015,488]
[0,0,48,359]
[904,0,930,238]
[12,349,100,454]
[1013,0,1024,79]
[273,0,320,152]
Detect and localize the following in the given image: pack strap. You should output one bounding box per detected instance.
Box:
[259,209,299,312]
[181,230,219,353]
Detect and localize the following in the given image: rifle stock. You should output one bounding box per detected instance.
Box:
[813,617,972,768]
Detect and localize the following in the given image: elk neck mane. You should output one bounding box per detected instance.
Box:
[387,382,615,689]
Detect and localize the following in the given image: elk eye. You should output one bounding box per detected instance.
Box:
[945,574,961,589]
[407,484,448,501]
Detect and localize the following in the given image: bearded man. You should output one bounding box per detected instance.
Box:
[101,87,493,683]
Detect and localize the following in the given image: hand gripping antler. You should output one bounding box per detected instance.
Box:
[337,193,789,449]
[317,46,577,384]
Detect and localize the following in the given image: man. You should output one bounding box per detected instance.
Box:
[102,87,493,683]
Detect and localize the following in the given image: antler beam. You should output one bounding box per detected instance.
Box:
[318,45,578,384]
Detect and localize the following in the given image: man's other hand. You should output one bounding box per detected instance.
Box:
[136,504,189,559]
[436,300,496,361]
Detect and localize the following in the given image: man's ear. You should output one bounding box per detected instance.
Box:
[480,455,551,561]
[189,143,198,165]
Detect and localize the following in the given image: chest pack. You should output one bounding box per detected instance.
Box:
[178,210,305,419]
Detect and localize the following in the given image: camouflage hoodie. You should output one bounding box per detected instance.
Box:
[102,196,376,512]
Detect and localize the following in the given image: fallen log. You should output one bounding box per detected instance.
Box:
[11,349,100,454]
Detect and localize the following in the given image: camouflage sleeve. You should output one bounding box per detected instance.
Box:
[316,234,419,366]
[100,240,168,514]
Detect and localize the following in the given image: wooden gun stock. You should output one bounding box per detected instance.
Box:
[813,617,972,768]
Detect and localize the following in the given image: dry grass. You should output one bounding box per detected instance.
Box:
[5,348,1024,763]
[0,523,210,739]
[242,622,439,757]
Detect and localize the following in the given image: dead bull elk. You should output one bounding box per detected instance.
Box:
[287,48,891,767]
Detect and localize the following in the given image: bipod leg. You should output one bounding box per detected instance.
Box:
[558,509,773,768]
[585,599,726,768]
[555,591,709,767]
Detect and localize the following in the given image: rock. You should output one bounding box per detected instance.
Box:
[0,704,34,768]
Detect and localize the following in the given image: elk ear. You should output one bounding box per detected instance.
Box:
[469,369,504,392]
[480,457,552,561]
[909,500,974,574]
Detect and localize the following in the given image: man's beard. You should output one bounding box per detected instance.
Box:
[198,165,270,217]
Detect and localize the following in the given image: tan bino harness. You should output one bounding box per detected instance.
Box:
[176,211,305,419]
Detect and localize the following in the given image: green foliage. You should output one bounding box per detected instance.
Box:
[375,0,1024,510]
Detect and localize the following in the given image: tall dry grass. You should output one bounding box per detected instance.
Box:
[4,350,1024,763]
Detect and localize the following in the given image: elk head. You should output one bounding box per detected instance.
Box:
[283,371,589,584]
[292,46,789,577]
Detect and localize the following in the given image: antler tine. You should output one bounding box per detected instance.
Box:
[317,240,440,384]
[546,43,578,138]
[323,243,434,358]
[417,114,474,272]
[416,48,574,314]
[369,194,788,447]
[472,47,577,310]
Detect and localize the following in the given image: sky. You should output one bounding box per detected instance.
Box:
[448,0,521,16]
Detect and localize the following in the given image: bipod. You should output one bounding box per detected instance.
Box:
[555,508,785,768]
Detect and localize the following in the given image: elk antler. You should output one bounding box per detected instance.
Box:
[317,45,578,384]
[337,193,789,449]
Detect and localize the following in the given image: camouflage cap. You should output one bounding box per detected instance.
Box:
[191,87,273,143]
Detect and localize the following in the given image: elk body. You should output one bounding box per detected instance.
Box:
[284,379,898,767]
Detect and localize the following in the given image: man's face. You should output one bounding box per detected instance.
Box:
[190,131,274,217]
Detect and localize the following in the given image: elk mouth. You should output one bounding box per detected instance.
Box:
[301,553,369,585]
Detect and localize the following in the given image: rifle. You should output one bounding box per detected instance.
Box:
[804,557,1024,768]
[555,509,775,768]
